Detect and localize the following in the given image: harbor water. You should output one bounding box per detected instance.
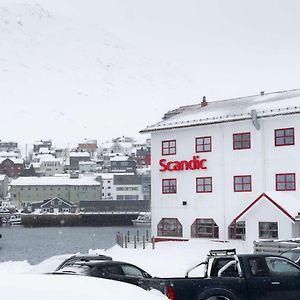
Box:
[0,226,150,264]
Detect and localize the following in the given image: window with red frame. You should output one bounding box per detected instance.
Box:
[191,218,219,238]
[196,177,212,193]
[162,140,176,155]
[228,221,246,240]
[157,218,182,237]
[275,128,295,146]
[276,173,296,191]
[195,136,212,152]
[162,179,177,194]
[233,132,251,150]
[234,175,252,192]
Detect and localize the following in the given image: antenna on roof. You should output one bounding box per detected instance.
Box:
[201,96,207,107]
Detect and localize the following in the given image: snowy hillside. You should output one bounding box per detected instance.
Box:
[0,1,198,145]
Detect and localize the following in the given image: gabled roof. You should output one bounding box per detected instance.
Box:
[232,192,300,223]
[140,88,300,133]
[0,157,24,164]
[41,197,75,207]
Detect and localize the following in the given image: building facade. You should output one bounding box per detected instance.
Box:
[69,151,90,170]
[0,157,24,177]
[113,174,143,200]
[0,174,9,199]
[141,89,300,245]
[30,197,77,214]
[10,176,101,208]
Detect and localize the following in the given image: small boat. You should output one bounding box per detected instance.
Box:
[132,213,151,226]
[7,214,22,225]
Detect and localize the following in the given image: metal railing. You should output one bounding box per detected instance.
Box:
[253,240,300,254]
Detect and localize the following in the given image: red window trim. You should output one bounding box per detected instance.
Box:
[275,173,296,191]
[233,132,251,150]
[192,218,219,238]
[274,127,295,147]
[157,218,183,237]
[195,136,212,153]
[234,175,252,192]
[162,178,177,194]
[196,176,212,193]
[161,140,176,156]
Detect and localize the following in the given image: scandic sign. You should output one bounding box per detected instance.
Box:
[159,156,207,172]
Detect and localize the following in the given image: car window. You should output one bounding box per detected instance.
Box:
[248,257,266,276]
[91,266,106,277]
[266,257,300,276]
[121,265,144,278]
[281,251,300,262]
[60,265,91,275]
[106,265,123,275]
[210,258,239,277]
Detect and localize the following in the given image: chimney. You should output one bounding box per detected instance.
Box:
[260,91,265,96]
[201,96,207,107]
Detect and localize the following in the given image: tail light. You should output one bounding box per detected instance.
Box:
[166,286,175,300]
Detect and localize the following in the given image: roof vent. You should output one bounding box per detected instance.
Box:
[201,96,207,107]
[260,91,265,96]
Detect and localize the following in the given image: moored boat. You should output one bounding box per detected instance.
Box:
[7,214,22,226]
[131,213,151,226]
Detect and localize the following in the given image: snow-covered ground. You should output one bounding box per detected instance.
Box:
[0,239,251,298]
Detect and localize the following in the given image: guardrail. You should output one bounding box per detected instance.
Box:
[253,240,300,254]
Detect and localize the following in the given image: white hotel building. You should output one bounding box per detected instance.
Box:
[141,89,300,245]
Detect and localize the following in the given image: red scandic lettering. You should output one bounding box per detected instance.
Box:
[159,159,168,171]
[160,157,207,172]
[181,160,189,170]
[172,161,181,171]
[199,159,207,169]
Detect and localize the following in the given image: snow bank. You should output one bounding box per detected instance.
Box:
[0,274,167,300]
[0,239,251,298]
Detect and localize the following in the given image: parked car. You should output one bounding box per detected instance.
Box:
[281,248,300,266]
[55,254,113,271]
[160,249,300,300]
[54,260,164,293]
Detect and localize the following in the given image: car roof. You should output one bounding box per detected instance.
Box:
[70,260,134,267]
[70,254,112,260]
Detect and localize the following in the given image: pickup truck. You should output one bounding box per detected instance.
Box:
[163,249,300,300]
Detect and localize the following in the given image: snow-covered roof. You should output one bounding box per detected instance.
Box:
[141,89,300,133]
[79,161,96,165]
[0,151,20,158]
[70,151,90,157]
[98,173,133,180]
[11,176,100,186]
[0,157,24,164]
[110,155,129,161]
[118,142,133,149]
[39,147,52,154]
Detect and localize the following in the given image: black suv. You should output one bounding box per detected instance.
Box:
[54,260,164,292]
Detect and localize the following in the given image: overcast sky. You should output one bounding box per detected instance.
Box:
[1,0,300,148]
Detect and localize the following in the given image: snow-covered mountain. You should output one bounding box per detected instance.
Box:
[0,1,199,145]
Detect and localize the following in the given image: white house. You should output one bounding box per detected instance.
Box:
[79,161,97,173]
[141,89,300,245]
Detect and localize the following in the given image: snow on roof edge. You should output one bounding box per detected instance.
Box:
[140,106,300,133]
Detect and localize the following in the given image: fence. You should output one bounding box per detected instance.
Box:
[116,230,155,249]
[253,240,300,254]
